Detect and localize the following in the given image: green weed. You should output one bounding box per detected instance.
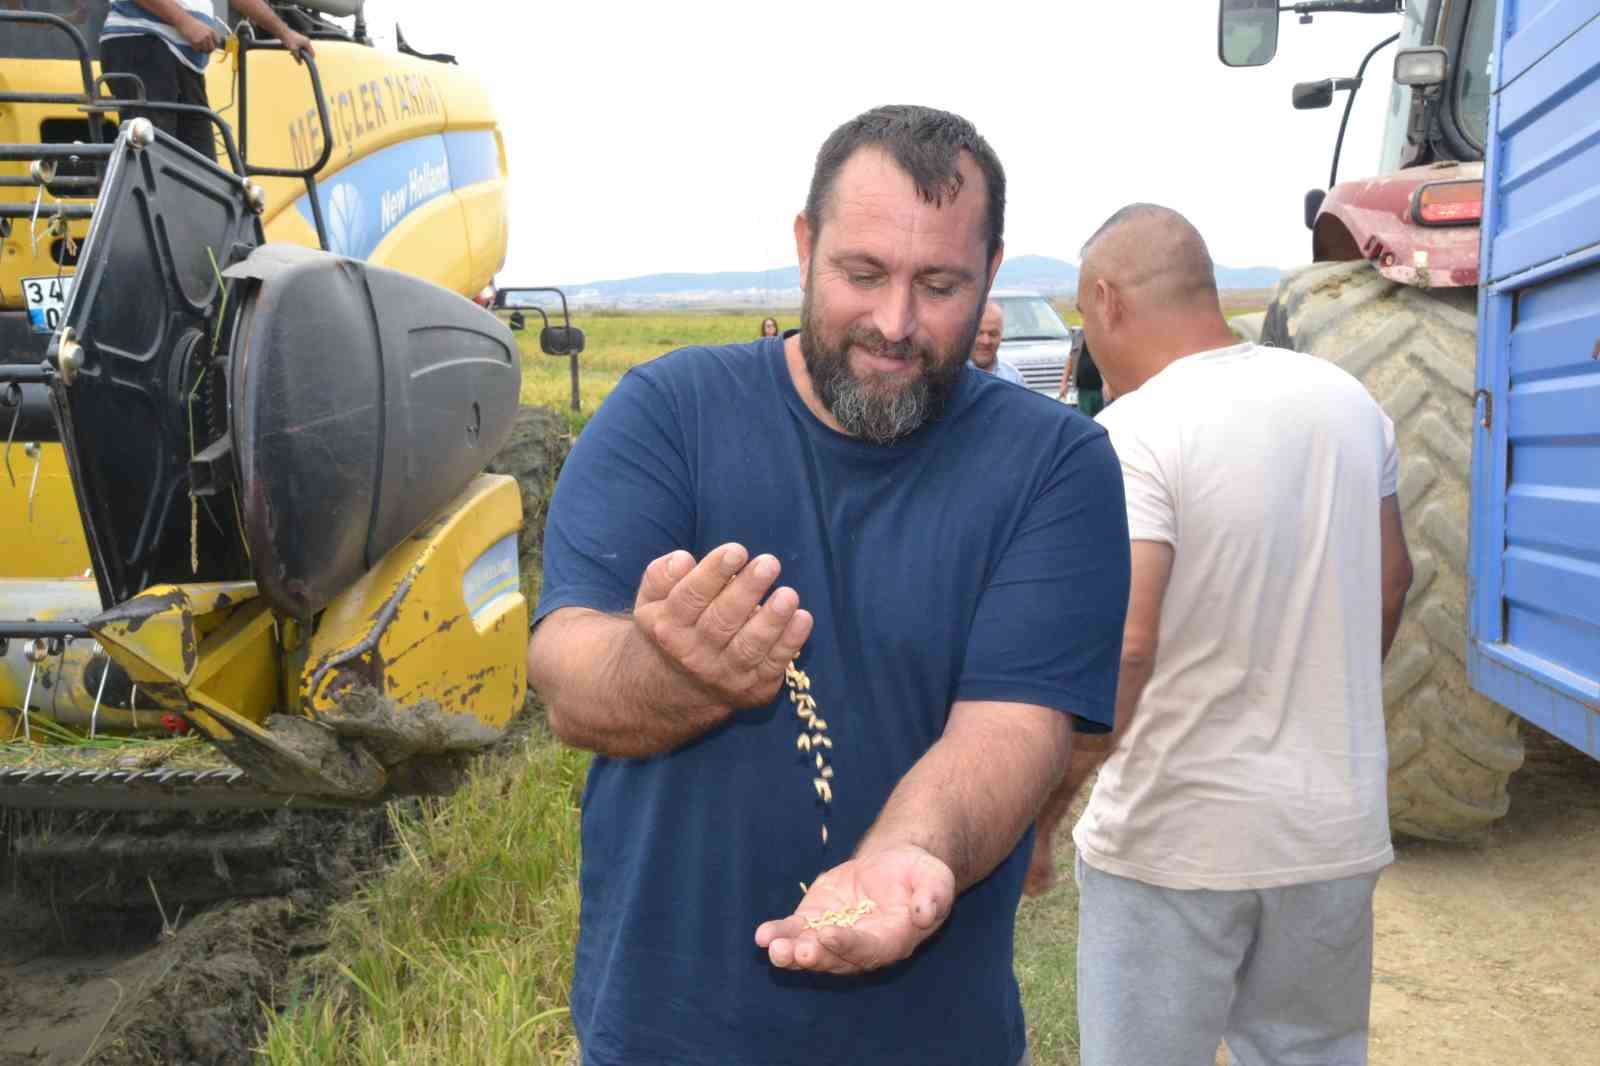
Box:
[261,730,590,1065]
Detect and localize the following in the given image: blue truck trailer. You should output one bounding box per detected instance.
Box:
[1468,0,1600,769]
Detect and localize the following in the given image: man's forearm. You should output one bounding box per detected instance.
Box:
[1035,742,1105,833]
[528,609,731,758]
[232,0,298,42]
[858,703,1072,893]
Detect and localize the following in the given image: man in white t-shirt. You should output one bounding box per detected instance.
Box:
[1025,204,1414,1066]
[968,300,1025,385]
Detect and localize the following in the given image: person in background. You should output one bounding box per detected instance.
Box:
[526,104,1129,1066]
[760,316,781,338]
[1059,335,1104,416]
[1025,203,1412,1066]
[1068,337,1094,412]
[968,300,1024,384]
[101,0,313,160]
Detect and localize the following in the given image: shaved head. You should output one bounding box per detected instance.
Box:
[1074,204,1238,396]
[1079,203,1220,311]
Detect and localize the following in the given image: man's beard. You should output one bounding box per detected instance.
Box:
[799,286,976,445]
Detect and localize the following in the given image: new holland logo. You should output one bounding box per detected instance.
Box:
[324,182,369,259]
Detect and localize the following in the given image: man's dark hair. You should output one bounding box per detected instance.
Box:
[804,105,1006,259]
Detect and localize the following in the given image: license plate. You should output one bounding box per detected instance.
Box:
[20,274,72,334]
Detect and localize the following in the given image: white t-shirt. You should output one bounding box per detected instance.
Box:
[1073,342,1398,890]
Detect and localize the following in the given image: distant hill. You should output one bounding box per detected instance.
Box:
[564,255,1281,308]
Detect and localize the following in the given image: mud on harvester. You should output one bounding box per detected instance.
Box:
[0,4,583,904]
[1218,0,1600,840]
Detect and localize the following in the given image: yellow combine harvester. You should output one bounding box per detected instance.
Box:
[0,2,576,862]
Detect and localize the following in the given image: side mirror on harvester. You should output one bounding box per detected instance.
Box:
[541,325,585,357]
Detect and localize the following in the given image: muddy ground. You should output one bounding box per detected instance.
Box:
[0,406,572,1065]
[0,808,390,1066]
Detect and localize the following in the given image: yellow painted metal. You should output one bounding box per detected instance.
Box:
[4,39,507,314]
[0,576,96,728]
[0,442,91,578]
[302,473,527,731]
[89,581,263,709]
[0,58,94,303]
[79,580,294,757]
[185,597,278,736]
[224,39,508,297]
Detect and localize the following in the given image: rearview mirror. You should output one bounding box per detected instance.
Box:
[1219,0,1280,67]
[1292,80,1336,109]
[540,325,585,357]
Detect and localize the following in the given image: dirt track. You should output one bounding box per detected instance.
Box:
[1368,725,1600,1065]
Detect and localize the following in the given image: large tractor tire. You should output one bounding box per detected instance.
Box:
[1261,260,1524,841]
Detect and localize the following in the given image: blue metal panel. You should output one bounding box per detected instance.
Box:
[1497,0,1600,92]
[1489,10,1600,282]
[1472,645,1600,756]
[1471,0,1600,758]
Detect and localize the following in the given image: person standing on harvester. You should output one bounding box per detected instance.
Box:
[101,0,312,160]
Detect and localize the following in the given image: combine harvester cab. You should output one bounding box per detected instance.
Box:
[0,7,532,817]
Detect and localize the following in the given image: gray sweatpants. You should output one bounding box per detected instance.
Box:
[1075,855,1380,1066]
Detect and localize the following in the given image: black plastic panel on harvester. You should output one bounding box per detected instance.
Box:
[49,127,261,608]
[224,245,520,619]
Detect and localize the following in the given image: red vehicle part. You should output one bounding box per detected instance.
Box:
[1312,161,1484,288]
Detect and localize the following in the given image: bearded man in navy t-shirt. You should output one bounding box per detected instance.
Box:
[528,104,1131,1066]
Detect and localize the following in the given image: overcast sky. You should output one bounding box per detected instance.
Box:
[359,1,1409,285]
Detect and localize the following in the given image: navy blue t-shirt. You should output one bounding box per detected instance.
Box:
[537,338,1130,1066]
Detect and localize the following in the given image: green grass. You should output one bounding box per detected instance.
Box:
[516,309,797,431]
[1016,844,1083,1065]
[262,729,1085,1066]
[261,730,591,1065]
